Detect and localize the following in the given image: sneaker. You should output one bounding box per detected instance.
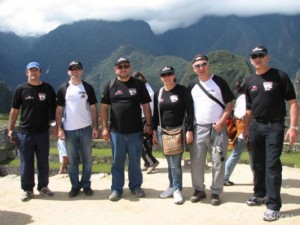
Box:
[246,196,266,206]
[224,180,234,186]
[83,187,93,196]
[39,187,54,197]
[160,187,173,198]
[211,194,221,206]
[263,209,280,221]
[109,190,122,201]
[69,188,80,198]
[173,189,184,204]
[146,161,160,174]
[21,191,33,202]
[131,187,145,197]
[141,166,149,171]
[190,190,206,203]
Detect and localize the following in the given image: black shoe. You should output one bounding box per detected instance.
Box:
[246,196,266,206]
[69,188,80,198]
[83,187,93,196]
[190,190,206,203]
[211,194,221,206]
[224,180,234,186]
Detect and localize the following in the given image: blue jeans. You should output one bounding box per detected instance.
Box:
[250,120,284,211]
[17,130,50,191]
[65,125,93,189]
[166,153,183,191]
[110,131,143,193]
[224,138,246,182]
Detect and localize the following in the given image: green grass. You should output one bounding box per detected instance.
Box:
[2,148,300,175]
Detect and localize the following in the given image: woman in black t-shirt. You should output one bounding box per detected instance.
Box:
[153,66,194,204]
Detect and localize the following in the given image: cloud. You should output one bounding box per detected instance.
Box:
[0,0,299,36]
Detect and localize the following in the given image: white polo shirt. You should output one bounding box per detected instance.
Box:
[191,76,225,124]
[63,82,92,131]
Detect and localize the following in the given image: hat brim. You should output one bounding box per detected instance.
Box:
[68,65,82,70]
[250,51,267,56]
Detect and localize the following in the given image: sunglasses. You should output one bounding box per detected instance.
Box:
[160,72,173,77]
[116,64,130,70]
[251,54,266,59]
[193,62,208,68]
[69,67,81,71]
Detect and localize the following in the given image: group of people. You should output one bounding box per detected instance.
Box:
[7,45,298,222]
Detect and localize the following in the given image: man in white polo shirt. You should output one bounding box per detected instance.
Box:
[56,61,98,198]
[188,54,234,206]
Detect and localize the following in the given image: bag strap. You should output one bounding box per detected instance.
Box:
[196,81,225,109]
[157,87,186,150]
[158,87,164,129]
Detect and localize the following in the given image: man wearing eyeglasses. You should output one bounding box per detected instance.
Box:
[188,54,234,206]
[56,61,98,198]
[243,46,298,221]
[100,57,152,201]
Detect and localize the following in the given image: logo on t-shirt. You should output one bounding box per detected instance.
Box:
[115,90,123,95]
[38,93,46,101]
[263,82,273,91]
[128,88,137,96]
[250,85,258,92]
[170,95,179,103]
[25,95,34,100]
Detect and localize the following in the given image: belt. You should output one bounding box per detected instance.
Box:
[253,119,284,124]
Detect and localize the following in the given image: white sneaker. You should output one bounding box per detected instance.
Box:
[159,187,173,198]
[173,189,184,204]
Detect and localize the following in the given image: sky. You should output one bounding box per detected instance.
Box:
[0,0,300,37]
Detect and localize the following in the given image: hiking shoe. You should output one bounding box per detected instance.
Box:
[263,209,280,221]
[131,187,145,197]
[246,196,266,206]
[109,190,122,201]
[160,187,173,198]
[146,161,159,174]
[173,189,184,204]
[39,187,54,197]
[83,187,93,196]
[21,191,33,202]
[141,166,149,171]
[211,194,221,206]
[190,190,206,203]
[224,180,234,186]
[69,188,80,198]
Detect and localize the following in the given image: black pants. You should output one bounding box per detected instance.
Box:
[141,133,158,167]
[250,120,284,211]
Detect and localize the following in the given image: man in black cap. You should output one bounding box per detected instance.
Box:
[188,53,234,206]
[56,61,98,198]
[244,46,298,221]
[101,57,152,201]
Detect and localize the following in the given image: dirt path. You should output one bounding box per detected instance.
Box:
[0,160,299,225]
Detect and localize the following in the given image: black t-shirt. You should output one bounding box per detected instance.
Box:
[12,82,56,133]
[245,68,296,121]
[101,77,151,133]
[153,84,194,131]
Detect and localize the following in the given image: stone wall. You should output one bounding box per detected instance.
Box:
[0,129,18,163]
[1,129,300,164]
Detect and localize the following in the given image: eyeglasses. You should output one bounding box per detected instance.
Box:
[69,67,81,71]
[251,54,266,59]
[116,64,130,70]
[193,62,209,68]
[160,73,173,77]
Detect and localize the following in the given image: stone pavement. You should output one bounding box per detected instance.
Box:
[0,159,299,225]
